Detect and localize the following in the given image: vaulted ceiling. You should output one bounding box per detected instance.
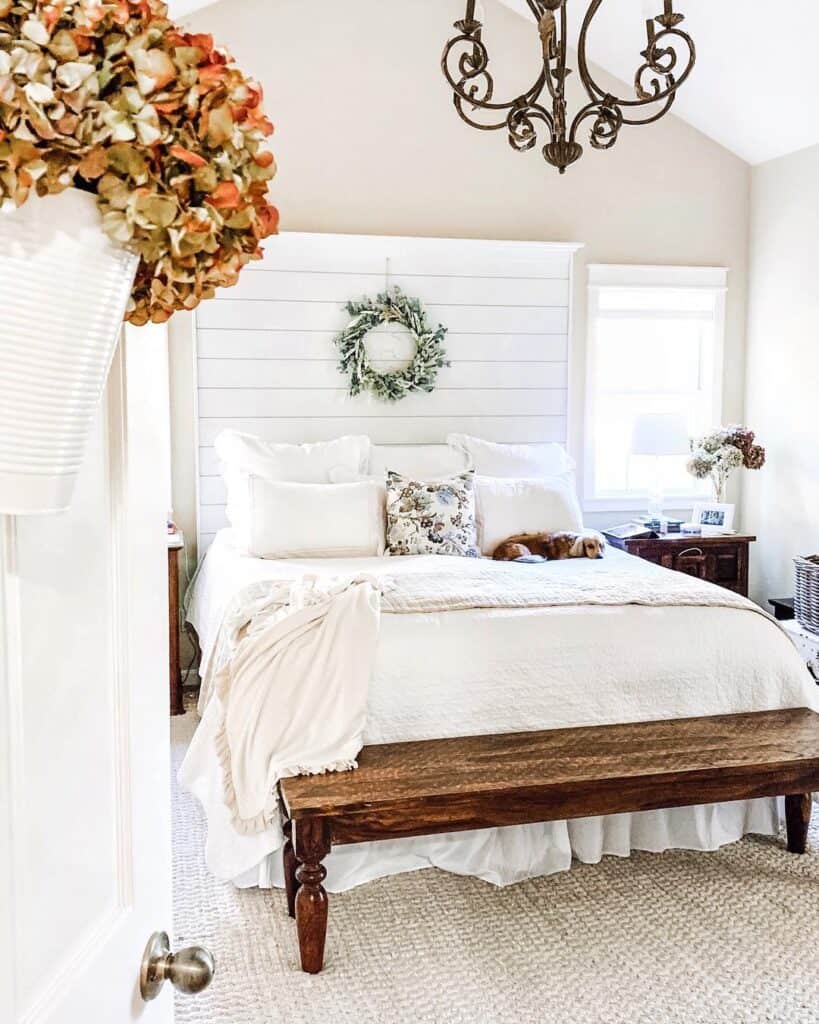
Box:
[497,0,817,165]
[170,0,816,166]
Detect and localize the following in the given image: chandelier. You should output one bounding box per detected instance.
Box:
[441,0,696,174]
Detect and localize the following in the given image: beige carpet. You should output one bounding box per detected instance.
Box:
[172,705,819,1024]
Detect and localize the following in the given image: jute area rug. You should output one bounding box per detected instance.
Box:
[172,706,819,1024]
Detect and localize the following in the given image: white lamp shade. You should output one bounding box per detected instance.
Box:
[631,413,690,457]
[0,188,138,514]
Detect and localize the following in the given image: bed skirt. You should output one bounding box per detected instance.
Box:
[233,798,782,892]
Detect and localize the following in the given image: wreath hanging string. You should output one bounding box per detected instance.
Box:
[334,288,449,402]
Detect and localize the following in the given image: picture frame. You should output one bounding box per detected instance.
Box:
[691,502,735,536]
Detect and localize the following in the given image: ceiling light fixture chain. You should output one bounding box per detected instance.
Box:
[442,0,696,174]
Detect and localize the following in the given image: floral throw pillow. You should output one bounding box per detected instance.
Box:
[385,470,481,557]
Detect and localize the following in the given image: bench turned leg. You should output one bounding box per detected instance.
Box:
[785,793,812,854]
[282,820,299,919]
[293,818,331,974]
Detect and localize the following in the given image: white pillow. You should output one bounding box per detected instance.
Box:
[215,430,370,483]
[214,431,371,541]
[475,474,583,556]
[247,477,386,559]
[369,444,470,481]
[447,434,574,479]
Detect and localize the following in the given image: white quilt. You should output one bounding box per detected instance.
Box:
[182,531,819,890]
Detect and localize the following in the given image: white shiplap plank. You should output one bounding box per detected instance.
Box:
[199,476,226,505]
[196,300,569,335]
[197,330,569,363]
[198,448,222,477]
[198,415,567,447]
[248,232,577,279]
[200,507,231,533]
[198,359,568,391]
[224,271,570,307]
[197,388,566,419]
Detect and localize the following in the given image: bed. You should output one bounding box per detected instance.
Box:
[182,527,819,893]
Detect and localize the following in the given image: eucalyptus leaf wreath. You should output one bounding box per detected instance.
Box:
[335,288,449,402]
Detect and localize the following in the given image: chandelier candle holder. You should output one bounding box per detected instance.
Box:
[442,0,696,174]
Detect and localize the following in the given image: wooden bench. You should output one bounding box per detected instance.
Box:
[279,708,819,973]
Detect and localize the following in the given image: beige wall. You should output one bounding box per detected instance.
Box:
[171,0,751,563]
[743,143,819,604]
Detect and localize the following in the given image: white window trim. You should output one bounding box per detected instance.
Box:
[583,264,728,514]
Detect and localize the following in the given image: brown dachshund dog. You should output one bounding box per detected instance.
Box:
[493,530,606,562]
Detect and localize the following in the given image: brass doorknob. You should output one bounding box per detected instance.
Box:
[140,931,215,1001]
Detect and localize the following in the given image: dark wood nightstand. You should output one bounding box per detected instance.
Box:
[167,532,184,716]
[603,532,756,597]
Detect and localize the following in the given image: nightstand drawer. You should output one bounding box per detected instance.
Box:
[662,546,708,580]
[660,544,741,589]
[603,533,755,597]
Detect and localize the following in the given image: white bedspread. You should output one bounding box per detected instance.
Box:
[183,531,819,891]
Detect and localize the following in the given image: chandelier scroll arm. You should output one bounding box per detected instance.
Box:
[508,100,556,153]
[575,0,607,105]
[618,90,676,128]
[569,98,623,152]
[442,26,553,129]
[576,4,696,113]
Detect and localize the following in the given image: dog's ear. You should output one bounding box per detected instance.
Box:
[569,534,586,557]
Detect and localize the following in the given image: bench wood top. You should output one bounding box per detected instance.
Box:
[279,708,819,974]
[280,709,819,844]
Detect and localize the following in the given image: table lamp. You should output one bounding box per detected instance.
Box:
[630,412,690,520]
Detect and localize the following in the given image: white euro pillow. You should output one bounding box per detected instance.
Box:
[247,477,386,559]
[475,474,584,556]
[447,434,574,479]
[214,431,371,542]
[215,430,370,483]
[369,444,470,481]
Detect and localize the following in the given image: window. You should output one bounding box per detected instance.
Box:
[584,265,727,511]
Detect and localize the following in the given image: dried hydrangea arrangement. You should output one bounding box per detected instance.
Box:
[687,426,766,501]
[0,0,278,324]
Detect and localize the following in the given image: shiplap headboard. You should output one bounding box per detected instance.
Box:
[196,232,582,551]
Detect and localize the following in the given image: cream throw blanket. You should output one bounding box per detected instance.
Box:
[200,558,769,838]
[208,576,381,835]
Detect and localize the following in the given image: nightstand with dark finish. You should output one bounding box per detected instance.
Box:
[167,531,184,716]
[603,532,756,598]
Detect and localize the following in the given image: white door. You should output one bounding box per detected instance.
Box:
[0,326,182,1023]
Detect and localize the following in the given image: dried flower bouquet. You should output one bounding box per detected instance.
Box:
[687,426,766,502]
[0,0,278,324]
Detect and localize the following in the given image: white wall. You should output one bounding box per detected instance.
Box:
[743,143,819,604]
[171,0,751,559]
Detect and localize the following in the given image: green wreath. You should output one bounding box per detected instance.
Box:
[335,288,449,402]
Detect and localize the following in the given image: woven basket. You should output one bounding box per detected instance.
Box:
[794,555,819,635]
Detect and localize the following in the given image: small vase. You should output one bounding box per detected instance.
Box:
[0,188,139,514]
